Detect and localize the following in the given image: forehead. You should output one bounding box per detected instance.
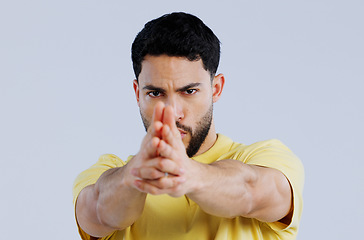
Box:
[138,55,211,87]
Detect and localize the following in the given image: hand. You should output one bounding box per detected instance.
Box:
[122,102,164,186]
[130,102,201,197]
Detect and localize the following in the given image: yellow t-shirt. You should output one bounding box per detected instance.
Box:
[73,134,304,240]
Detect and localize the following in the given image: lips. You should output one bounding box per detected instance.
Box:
[178,128,187,139]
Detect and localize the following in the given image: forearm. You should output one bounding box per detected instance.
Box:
[76,166,147,237]
[186,159,256,218]
[186,159,292,222]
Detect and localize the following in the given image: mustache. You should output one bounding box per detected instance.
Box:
[176,122,192,135]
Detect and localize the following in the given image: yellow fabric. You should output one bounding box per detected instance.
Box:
[73,134,304,240]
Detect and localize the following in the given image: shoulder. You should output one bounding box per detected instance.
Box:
[230,138,304,233]
[97,154,125,167]
[221,137,304,192]
[72,154,125,206]
[218,137,294,162]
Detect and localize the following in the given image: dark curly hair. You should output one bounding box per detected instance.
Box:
[131,12,220,80]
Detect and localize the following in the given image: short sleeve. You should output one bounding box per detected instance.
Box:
[229,139,304,234]
[72,154,126,206]
[72,154,126,240]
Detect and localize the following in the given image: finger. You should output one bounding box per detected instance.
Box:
[144,136,160,158]
[158,136,176,160]
[161,124,179,148]
[160,125,185,158]
[131,166,165,180]
[147,101,165,137]
[143,156,185,176]
[134,176,186,194]
[148,120,163,139]
[153,102,165,124]
[133,181,168,195]
[163,105,180,137]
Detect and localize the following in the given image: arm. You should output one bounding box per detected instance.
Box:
[75,102,183,237]
[75,166,147,237]
[133,156,292,222]
[131,104,293,222]
[187,159,292,222]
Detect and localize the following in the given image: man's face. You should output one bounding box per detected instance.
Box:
[133,55,219,157]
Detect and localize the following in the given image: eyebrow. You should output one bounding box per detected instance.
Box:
[142,83,201,92]
[142,85,165,93]
[176,83,201,92]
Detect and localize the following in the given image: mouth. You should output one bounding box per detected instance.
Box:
[178,128,187,139]
[176,122,192,141]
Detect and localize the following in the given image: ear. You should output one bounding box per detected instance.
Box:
[212,73,225,103]
[133,79,140,107]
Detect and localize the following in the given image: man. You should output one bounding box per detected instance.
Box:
[73,12,304,240]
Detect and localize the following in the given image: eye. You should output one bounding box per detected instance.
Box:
[147,91,162,97]
[184,89,197,95]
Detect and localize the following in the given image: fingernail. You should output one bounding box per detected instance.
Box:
[134,180,141,187]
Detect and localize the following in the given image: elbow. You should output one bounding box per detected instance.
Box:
[241,169,293,223]
[95,201,134,231]
[238,190,256,218]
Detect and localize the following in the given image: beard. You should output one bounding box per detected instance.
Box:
[140,104,213,158]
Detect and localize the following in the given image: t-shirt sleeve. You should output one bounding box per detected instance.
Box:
[230,139,304,234]
[72,154,126,240]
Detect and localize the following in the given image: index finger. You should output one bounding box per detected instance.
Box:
[148,101,165,137]
[162,105,180,138]
[152,101,165,124]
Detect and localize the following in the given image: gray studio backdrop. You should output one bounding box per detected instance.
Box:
[1,1,363,239]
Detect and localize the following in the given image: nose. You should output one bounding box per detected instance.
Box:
[165,97,184,122]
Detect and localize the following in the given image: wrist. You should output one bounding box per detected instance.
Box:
[185,160,207,196]
[120,161,139,190]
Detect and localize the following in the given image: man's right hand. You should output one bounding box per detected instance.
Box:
[74,103,167,237]
[128,102,191,197]
[123,102,167,187]
[76,102,185,238]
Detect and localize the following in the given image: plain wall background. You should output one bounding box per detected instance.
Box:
[1,1,363,239]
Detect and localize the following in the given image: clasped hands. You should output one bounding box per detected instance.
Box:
[128,102,199,197]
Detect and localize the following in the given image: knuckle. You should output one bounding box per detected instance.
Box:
[149,187,160,195]
[159,178,170,188]
[150,170,160,179]
[157,159,167,169]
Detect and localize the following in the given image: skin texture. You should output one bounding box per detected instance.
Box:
[75,55,293,238]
